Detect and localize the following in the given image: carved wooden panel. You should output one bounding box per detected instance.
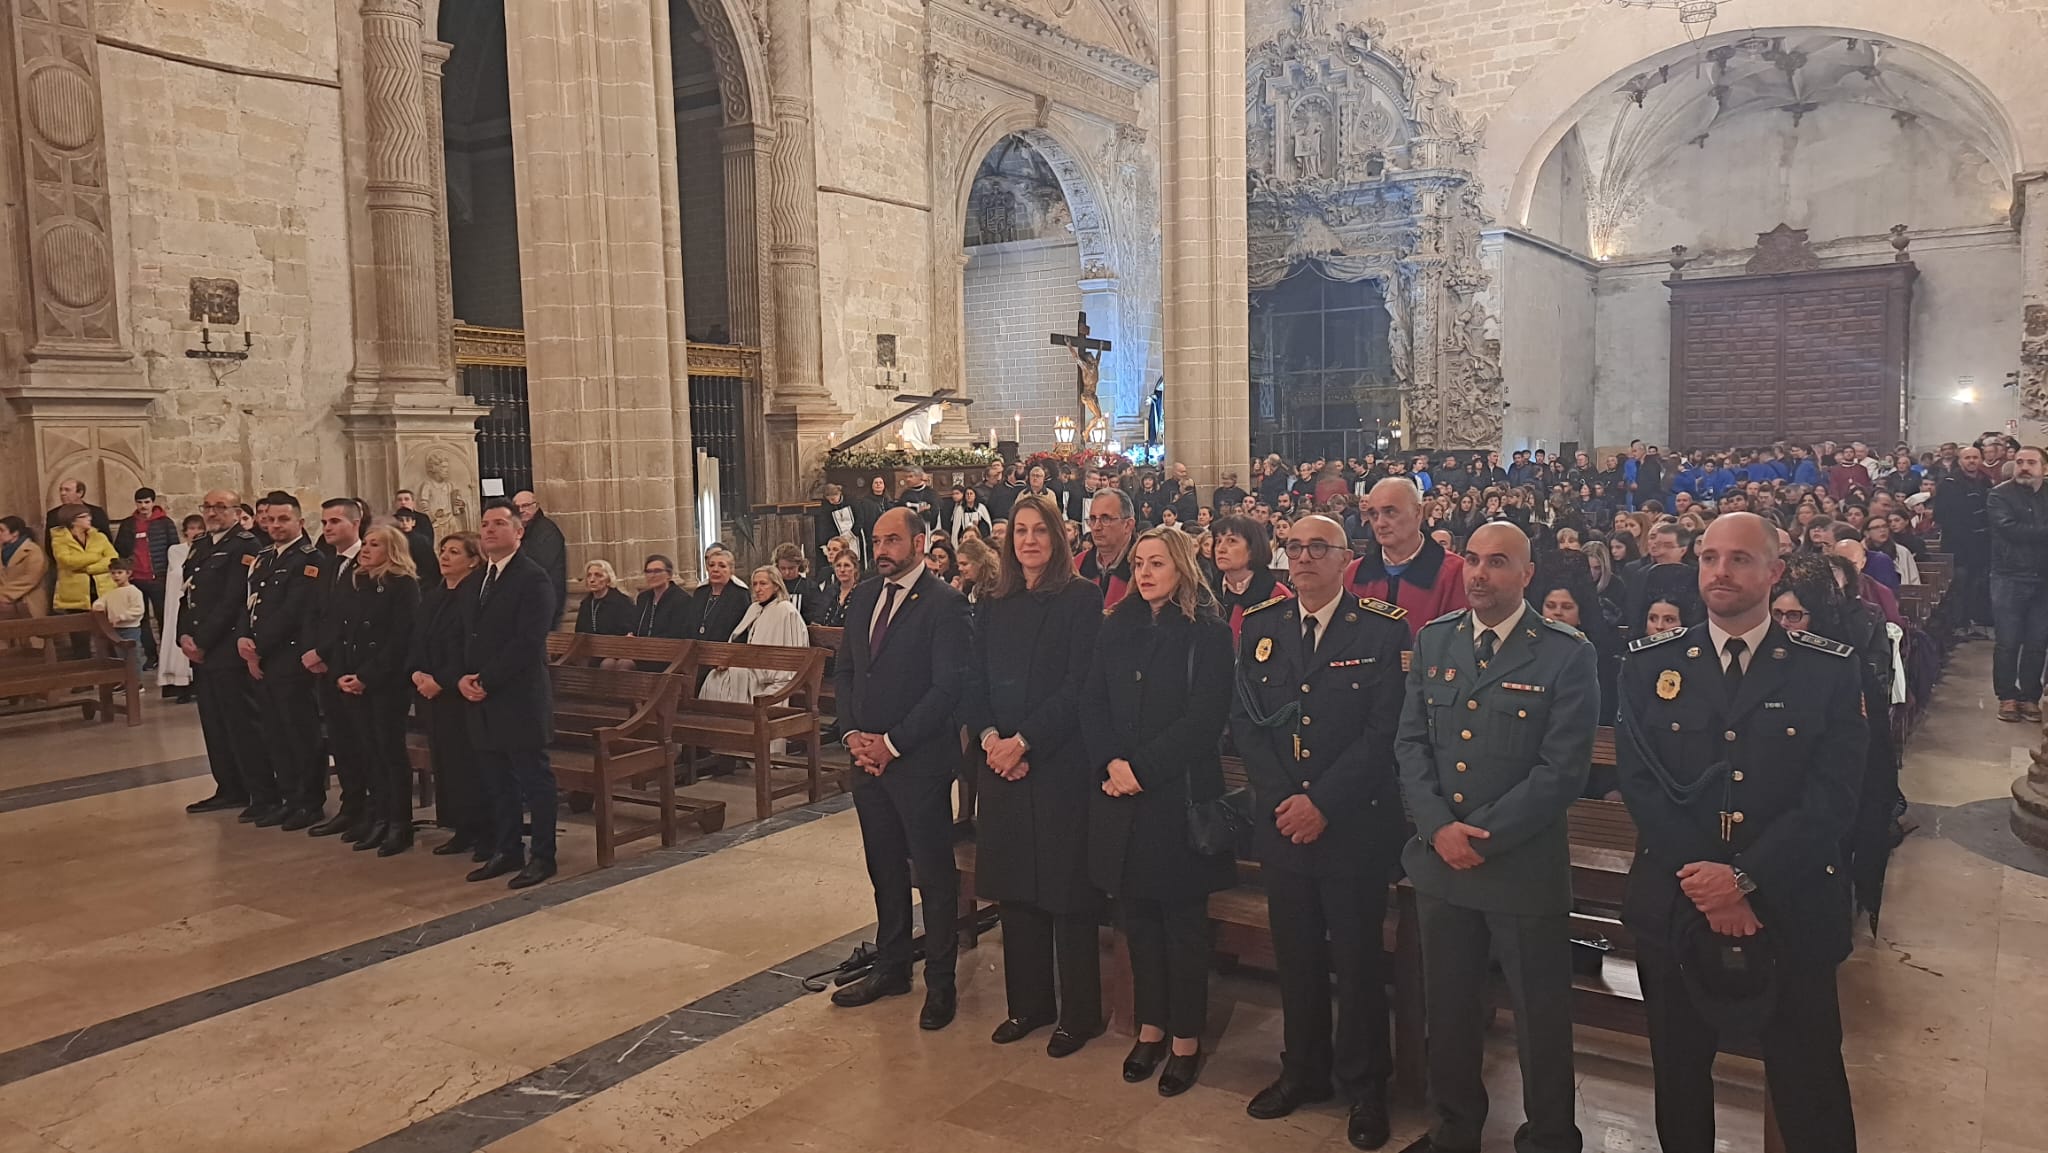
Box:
[1669,264,1916,451]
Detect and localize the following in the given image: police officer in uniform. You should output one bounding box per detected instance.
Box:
[1395,522,1599,1153]
[1232,514,1410,1150]
[178,488,265,816]
[1614,513,1865,1153]
[238,492,333,830]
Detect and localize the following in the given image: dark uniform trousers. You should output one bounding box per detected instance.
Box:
[340,687,414,826]
[851,766,957,988]
[320,679,370,817]
[1120,896,1212,1039]
[999,903,1100,1032]
[1414,894,1580,1153]
[195,665,260,802]
[480,746,557,861]
[260,672,327,812]
[426,696,486,842]
[1268,867,1392,1098]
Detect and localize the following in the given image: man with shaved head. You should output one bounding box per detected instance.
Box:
[831,505,973,1031]
[1614,512,1867,1153]
[179,488,266,815]
[1343,477,1468,640]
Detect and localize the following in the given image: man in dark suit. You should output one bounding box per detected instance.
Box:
[512,490,569,626]
[462,498,562,889]
[238,493,333,830]
[305,498,370,840]
[179,488,265,815]
[1233,514,1411,1149]
[831,507,973,1030]
[1615,513,1867,1153]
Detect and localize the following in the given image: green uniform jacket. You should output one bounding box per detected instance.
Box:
[1396,607,1600,915]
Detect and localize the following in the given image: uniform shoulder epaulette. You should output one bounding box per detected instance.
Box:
[291,536,319,554]
[1242,595,1289,617]
[1628,627,1687,653]
[1423,608,1465,628]
[1359,596,1406,621]
[1787,629,1853,658]
[1538,616,1584,640]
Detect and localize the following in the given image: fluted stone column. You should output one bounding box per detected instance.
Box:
[721,123,774,349]
[764,0,826,406]
[1160,0,1248,489]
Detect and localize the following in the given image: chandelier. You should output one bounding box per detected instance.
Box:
[1605,0,1725,41]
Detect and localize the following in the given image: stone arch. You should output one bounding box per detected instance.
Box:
[681,0,771,132]
[950,112,1118,279]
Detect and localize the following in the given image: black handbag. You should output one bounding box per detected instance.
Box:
[1182,640,1253,856]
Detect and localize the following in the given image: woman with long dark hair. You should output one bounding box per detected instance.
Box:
[960,493,1107,1056]
[335,524,422,855]
[412,531,488,859]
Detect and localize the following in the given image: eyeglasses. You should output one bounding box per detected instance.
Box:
[201,503,232,512]
[1282,540,1343,560]
[643,568,669,577]
[1086,514,1130,525]
[1772,608,1810,625]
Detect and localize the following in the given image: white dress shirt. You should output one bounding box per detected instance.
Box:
[1706,617,1772,676]
[1471,600,1527,655]
[1298,592,1343,655]
[861,570,921,758]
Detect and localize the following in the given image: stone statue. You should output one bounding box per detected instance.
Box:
[897,403,942,452]
[1070,342,1107,429]
[1385,279,1412,383]
[1292,112,1325,180]
[417,449,474,533]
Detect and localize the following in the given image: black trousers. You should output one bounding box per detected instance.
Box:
[426,695,486,840]
[1638,945,1855,1153]
[258,673,327,813]
[1121,895,1211,1039]
[193,664,257,802]
[134,579,165,664]
[851,765,957,988]
[320,680,370,816]
[479,744,556,861]
[1414,894,1580,1153]
[341,689,413,826]
[999,902,1101,1031]
[1266,867,1392,1100]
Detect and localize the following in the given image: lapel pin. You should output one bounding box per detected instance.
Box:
[1345,611,1358,623]
[1686,647,1701,659]
[1255,637,1273,662]
[1772,647,1787,660]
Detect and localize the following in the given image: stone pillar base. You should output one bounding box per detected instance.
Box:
[337,401,484,532]
[2012,746,2048,850]
[765,402,851,504]
[3,361,159,509]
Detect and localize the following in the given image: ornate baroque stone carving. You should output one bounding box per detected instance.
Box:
[686,0,753,127]
[1746,223,1824,274]
[928,0,1152,126]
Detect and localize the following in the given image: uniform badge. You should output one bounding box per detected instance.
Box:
[1656,669,1682,700]
[1772,647,1787,660]
[1255,637,1273,662]
[1686,647,1701,659]
[242,554,258,567]
[302,565,320,578]
[1344,612,1358,623]
[1443,668,1457,683]
[1428,667,1438,679]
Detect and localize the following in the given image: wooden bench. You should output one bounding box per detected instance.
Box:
[0,613,141,726]
[674,641,829,821]
[807,625,842,723]
[547,657,725,866]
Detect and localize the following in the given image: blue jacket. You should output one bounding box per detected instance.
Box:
[1696,469,1735,499]
[1793,459,1823,487]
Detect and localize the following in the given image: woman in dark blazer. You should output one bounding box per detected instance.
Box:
[576,560,636,636]
[1083,525,1236,1096]
[959,493,1107,1056]
[334,524,422,855]
[410,531,487,859]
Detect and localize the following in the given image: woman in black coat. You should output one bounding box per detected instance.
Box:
[334,524,422,855]
[576,560,636,636]
[629,554,695,639]
[959,493,1107,1055]
[410,531,487,859]
[1083,526,1236,1096]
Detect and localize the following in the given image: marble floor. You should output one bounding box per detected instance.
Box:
[0,644,2044,1152]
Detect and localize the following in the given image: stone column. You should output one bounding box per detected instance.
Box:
[2015,732,2048,850]
[764,0,826,406]
[1159,0,1248,489]
[0,0,155,513]
[720,123,774,349]
[2017,172,2048,426]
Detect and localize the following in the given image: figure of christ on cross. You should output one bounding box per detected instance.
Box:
[1050,311,1112,432]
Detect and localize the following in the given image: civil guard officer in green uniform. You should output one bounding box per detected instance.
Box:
[1394,522,1599,1153]
[1232,514,1411,1150]
[1613,513,1866,1153]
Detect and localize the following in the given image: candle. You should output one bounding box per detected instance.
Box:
[989,426,997,447]
[1013,413,1021,442]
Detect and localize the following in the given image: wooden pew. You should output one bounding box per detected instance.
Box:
[674,641,829,821]
[547,658,724,866]
[0,613,141,726]
[807,625,842,722]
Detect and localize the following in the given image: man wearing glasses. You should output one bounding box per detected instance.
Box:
[178,490,266,816]
[1344,477,1468,640]
[1077,488,1137,608]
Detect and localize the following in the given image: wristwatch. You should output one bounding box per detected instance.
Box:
[1732,867,1758,895]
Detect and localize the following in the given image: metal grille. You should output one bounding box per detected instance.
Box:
[454,325,532,498]
[689,373,747,522]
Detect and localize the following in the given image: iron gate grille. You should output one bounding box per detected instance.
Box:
[454,325,532,498]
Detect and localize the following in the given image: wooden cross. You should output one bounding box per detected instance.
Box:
[1049,311,1113,361]
[1049,311,1113,429]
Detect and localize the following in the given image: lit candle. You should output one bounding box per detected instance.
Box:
[1013,413,1020,442]
[989,426,997,447]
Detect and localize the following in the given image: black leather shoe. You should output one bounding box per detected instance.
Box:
[1394,1138,1476,1153]
[991,1016,1055,1045]
[185,793,246,814]
[377,824,415,857]
[1123,1039,1169,1083]
[1348,1090,1392,1150]
[1158,1051,1202,1097]
[280,808,323,832]
[352,821,390,851]
[432,833,476,856]
[508,857,556,889]
[1046,1026,1099,1058]
[341,816,374,844]
[467,853,524,882]
[830,968,912,1008]
[1247,1077,1334,1120]
[250,804,290,828]
[236,804,266,822]
[919,986,957,1031]
[471,844,493,863]
[307,811,357,837]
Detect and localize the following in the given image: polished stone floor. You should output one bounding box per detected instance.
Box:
[0,643,2043,1152]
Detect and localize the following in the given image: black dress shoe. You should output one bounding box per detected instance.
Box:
[236,804,266,822]
[352,821,390,851]
[307,811,357,837]
[1393,1138,1476,1153]
[471,845,493,863]
[377,823,415,857]
[1348,1091,1391,1150]
[1046,1026,1099,1058]
[279,807,322,832]
[341,816,374,844]
[919,986,957,1031]
[432,833,476,856]
[1246,1077,1334,1120]
[185,793,246,814]
[830,968,912,1008]
[1158,1051,1202,1098]
[1123,1039,1169,1083]
[991,1016,1055,1045]
[250,804,290,828]
[466,853,524,882]
[508,857,556,889]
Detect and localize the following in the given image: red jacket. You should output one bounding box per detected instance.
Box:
[1342,536,1469,640]
[1076,545,1132,610]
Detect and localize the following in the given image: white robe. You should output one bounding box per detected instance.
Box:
[156,541,193,688]
[698,597,810,705]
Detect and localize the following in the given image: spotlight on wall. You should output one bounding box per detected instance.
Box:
[1954,387,1979,405]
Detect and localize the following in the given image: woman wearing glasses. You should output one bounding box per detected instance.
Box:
[630,554,695,639]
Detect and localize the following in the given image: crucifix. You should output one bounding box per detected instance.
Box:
[1049,311,1112,431]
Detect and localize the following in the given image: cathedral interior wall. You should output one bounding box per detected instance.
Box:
[963,237,1086,450]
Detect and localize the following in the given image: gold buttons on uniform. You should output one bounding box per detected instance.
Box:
[1517,709,1527,719]
[1670,722,1681,732]
[1785,727,1797,736]
[1301,683,1312,693]
[1731,811,1745,824]
[1732,771,1744,782]
[1456,762,1468,772]
[1724,730,1737,741]
[1453,792,1465,803]
[1302,716,1312,725]
[1460,730,1472,740]
[1467,700,1479,711]
[1826,865,1836,874]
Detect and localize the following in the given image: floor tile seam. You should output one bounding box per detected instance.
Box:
[0,757,212,815]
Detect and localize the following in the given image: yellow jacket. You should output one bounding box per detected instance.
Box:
[50,527,118,612]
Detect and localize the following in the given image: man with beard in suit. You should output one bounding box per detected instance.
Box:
[830,507,974,1030]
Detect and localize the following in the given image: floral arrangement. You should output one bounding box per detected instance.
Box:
[1024,449,1134,474]
[824,446,1000,472]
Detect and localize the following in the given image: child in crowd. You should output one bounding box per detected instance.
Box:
[94,556,146,684]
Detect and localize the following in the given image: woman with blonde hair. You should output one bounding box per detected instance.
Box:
[333,523,422,855]
[955,534,999,605]
[699,565,810,704]
[576,558,635,637]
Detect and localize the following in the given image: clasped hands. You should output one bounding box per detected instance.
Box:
[1275,794,1327,844]
[982,733,1032,782]
[1100,758,1140,797]
[1679,861,1761,937]
[845,731,897,776]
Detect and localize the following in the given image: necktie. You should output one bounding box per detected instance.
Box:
[1723,637,1747,697]
[480,561,499,604]
[870,582,900,655]
[1477,629,1497,668]
[1302,614,1319,657]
